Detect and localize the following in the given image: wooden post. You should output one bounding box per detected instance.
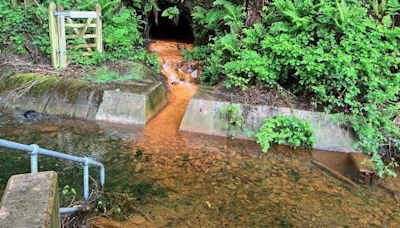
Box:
[57,6,67,69]
[95,4,103,53]
[48,2,59,69]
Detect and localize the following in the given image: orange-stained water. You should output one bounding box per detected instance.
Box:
[89,40,400,227]
[142,40,197,145]
[0,40,399,227]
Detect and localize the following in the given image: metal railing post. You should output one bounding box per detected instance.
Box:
[99,164,105,191]
[0,139,106,214]
[83,157,90,201]
[30,144,39,173]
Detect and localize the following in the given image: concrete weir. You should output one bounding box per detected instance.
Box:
[0,73,168,125]
[180,87,360,153]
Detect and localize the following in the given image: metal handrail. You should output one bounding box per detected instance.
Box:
[0,139,105,214]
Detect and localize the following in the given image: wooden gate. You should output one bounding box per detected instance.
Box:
[48,2,103,69]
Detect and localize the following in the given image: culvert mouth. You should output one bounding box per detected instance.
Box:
[149,4,194,42]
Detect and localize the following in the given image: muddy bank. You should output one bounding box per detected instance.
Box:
[0,65,167,125]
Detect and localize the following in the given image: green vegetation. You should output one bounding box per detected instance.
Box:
[219,104,245,138]
[0,0,159,70]
[0,1,50,54]
[85,67,142,84]
[255,116,315,152]
[188,0,400,177]
[162,6,180,25]
[2,0,400,177]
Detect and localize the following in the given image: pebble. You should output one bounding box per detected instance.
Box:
[231,162,239,168]
[226,184,237,190]
[135,163,143,172]
[209,166,222,173]
[129,215,146,225]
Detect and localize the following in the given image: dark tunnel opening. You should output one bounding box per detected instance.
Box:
[149,4,194,42]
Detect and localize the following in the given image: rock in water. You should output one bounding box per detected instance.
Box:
[191,70,198,79]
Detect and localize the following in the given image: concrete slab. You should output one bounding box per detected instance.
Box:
[180,87,360,153]
[0,73,168,125]
[0,171,60,228]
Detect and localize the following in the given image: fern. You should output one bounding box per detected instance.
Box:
[162,6,180,25]
[188,0,400,177]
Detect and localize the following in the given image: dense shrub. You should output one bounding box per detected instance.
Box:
[104,8,143,54]
[189,0,400,177]
[0,0,158,70]
[255,116,315,152]
[0,2,49,54]
[0,2,27,52]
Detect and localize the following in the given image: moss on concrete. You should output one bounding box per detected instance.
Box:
[0,61,167,124]
[0,73,58,98]
[83,61,166,87]
[0,73,103,104]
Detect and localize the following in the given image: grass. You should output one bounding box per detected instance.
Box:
[85,66,142,84]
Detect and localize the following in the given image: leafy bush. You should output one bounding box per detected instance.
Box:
[0,2,26,52]
[104,8,143,52]
[0,2,49,54]
[1,0,158,71]
[190,0,400,177]
[255,116,315,152]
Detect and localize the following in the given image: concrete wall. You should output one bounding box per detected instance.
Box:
[180,88,360,153]
[0,171,60,228]
[0,74,168,125]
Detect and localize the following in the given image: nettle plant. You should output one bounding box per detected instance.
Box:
[255,116,315,152]
[189,0,400,177]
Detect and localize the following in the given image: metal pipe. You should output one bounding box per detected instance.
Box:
[30,144,39,173]
[83,157,89,201]
[60,206,83,214]
[99,163,105,190]
[0,139,105,189]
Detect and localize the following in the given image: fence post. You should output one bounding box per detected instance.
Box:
[95,4,103,53]
[48,2,59,69]
[57,6,68,69]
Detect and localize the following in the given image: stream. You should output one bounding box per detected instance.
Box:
[0,40,399,227]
